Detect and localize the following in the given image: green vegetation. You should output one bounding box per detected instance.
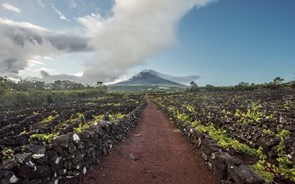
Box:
[29,133,59,143]
[0,77,107,110]
[74,113,126,133]
[41,115,55,124]
[109,113,126,121]
[234,102,263,124]
[1,147,14,160]
[152,90,295,183]
[187,77,295,92]
[186,81,199,92]
[251,160,275,183]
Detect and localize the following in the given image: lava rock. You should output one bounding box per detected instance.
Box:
[72,150,83,164]
[15,162,35,178]
[0,170,18,184]
[15,153,33,164]
[52,135,70,148]
[30,165,51,179]
[257,135,280,151]
[0,160,17,170]
[228,165,265,184]
[210,159,227,179]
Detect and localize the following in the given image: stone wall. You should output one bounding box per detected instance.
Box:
[0,103,146,184]
[161,107,266,184]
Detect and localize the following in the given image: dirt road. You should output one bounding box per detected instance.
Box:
[81,102,219,184]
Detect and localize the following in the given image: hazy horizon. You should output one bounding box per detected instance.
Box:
[0,0,294,86]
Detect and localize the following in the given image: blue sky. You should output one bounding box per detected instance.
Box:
[138,0,295,86]
[0,0,294,85]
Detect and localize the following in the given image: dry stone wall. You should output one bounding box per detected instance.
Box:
[0,103,146,184]
[161,107,266,184]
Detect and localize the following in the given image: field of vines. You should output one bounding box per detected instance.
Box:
[151,90,295,183]
[1,89,295,183]
[0,94,145,183]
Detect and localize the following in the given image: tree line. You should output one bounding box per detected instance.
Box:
[187,77,295,92]
[0,77,107,94]
[0,77,107,110]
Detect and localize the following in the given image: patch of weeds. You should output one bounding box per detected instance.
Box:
[29,133,59,143]
[1,147,14,160]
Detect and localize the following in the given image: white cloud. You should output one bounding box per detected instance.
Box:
[0,0,216,83]
[28,59,46,67]
[0,18,48,32]
[0,18,90,75]
[75,0,215,82]
[50,4,70,22]
[2,3,21,14]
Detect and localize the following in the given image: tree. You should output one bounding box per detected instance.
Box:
[204,84,216,91]
[273,77,284,85]
[96,81,103,87]
[187,81,199,92]
[289,81,295,88]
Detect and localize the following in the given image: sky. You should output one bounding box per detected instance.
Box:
[0,0,294,86]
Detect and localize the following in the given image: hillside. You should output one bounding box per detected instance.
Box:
[109,69,187,91]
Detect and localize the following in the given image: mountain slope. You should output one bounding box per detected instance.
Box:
[110,69,186,88]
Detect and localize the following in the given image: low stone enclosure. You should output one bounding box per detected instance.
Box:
[0,103,146,184]
[160,106,266,184]
[1,101,266,184]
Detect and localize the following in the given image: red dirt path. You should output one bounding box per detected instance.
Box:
[81,102,219,184]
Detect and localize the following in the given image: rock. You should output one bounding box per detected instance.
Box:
[228,165,265,184]
[32,153,47,164]
[72,150,83,164]
[67,143,76,154]
[225,157,243,167]
[83,152,96,165]
[47,150,62,170]
[52,135,70,148]
[77,132,90,142]
[30,165,51,179]
[83,167,87,174]
[89,124,100,134]
[76,142,85,150]
[29,146,45,154]
[0,171,17,184]
[85,130,98,139]
[32,154,45,159]
[257,135,280,152]
[201,152,208,161]
[0,160,17,170]
[15,162,35,178]
[210,159,227,179]
[15,153,33,164]
[53,146,67,156]
[9,174,18,183]
[203,144,223,155]
[72,134,80,143]
[128,153,138,161]
[57,169,67,176]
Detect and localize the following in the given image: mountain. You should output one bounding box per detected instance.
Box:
[109,69,187,91]
[134,69,199,84]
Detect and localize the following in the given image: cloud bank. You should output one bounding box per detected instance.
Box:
[0,18,91,75]
[0,0,215,83]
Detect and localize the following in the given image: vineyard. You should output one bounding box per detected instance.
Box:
[1,89,295,183]
[151,90,295,183]
[0,94,146,183]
